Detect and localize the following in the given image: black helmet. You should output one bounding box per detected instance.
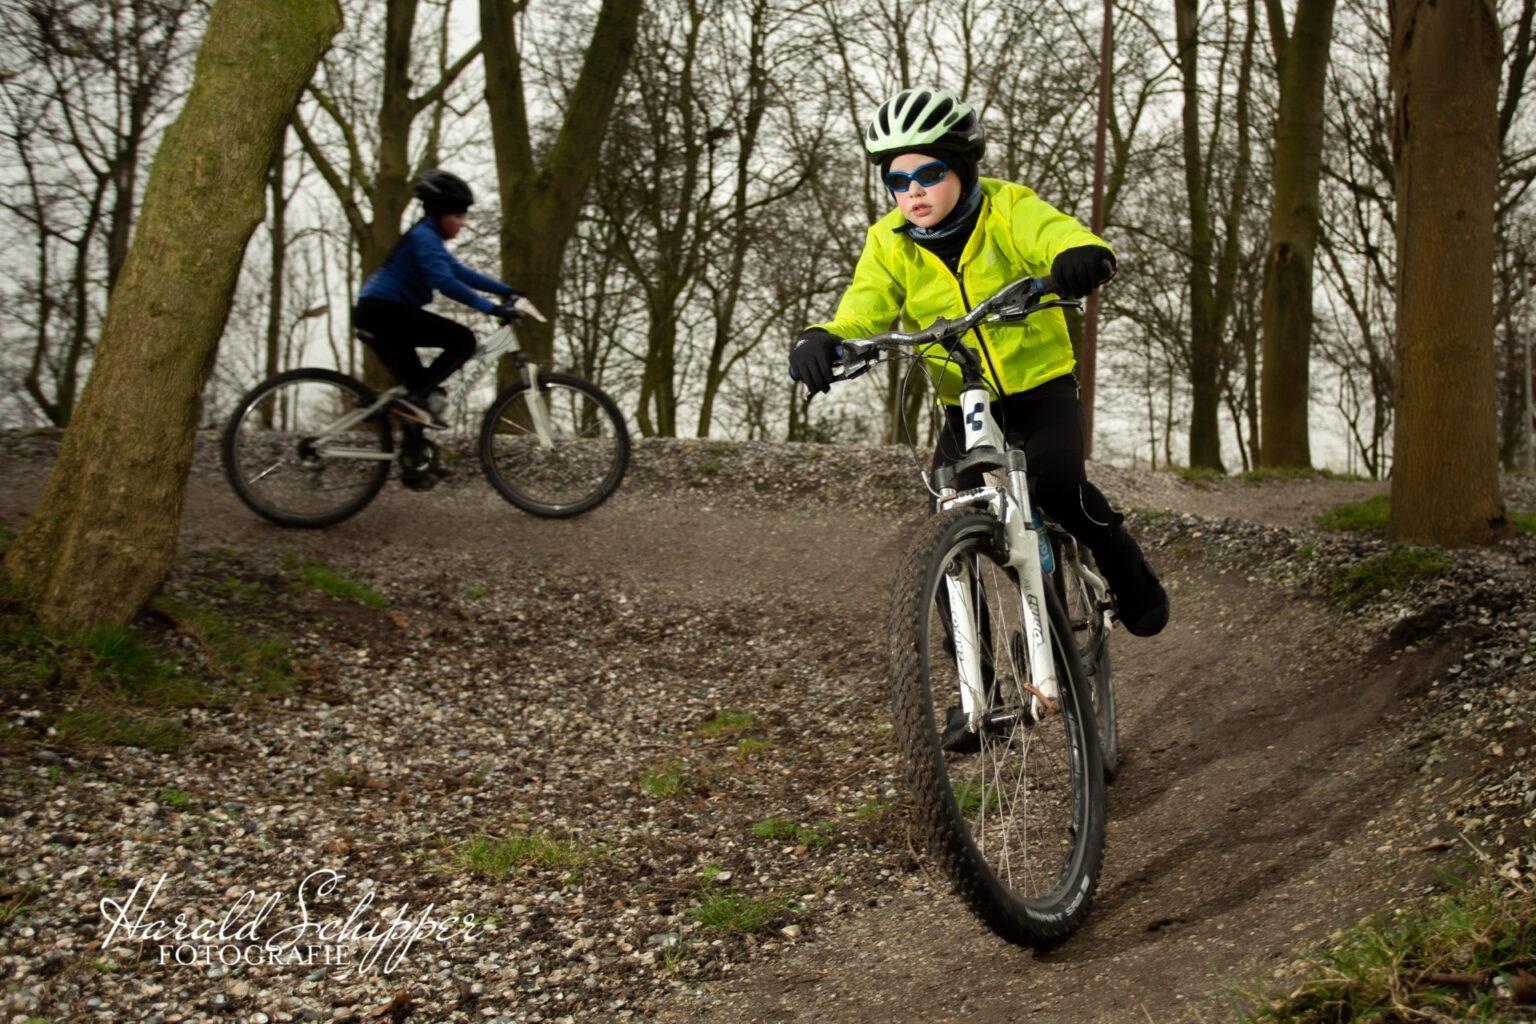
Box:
[413,169,474,215]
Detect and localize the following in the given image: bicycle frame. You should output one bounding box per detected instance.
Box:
[302,323,556,462]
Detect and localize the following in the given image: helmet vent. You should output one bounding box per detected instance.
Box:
[918,97,954,134]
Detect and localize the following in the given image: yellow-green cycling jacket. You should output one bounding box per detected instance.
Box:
[810,177,1111,405]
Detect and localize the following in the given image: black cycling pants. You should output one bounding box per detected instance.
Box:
[931,373,1123,553]
[353,298,476,397]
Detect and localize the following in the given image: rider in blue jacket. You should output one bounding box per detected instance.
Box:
[354,170,525,432]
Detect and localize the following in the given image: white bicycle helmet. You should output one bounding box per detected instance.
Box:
[863,87,985,165]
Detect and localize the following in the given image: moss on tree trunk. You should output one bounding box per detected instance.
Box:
[4,0,343,632]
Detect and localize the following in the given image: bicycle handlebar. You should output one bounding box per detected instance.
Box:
[789,275,1078,385]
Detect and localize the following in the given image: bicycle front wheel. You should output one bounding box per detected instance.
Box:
[221,368,392,528]
[887,509,1105,948]
[478,372,630,518]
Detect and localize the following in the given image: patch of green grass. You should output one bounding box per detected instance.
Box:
[0,884,39,922]
[88,956,117,974]
[853,798,895,823]
[1293,542,1316,564]
[465,585,488,603]
[153,597,294,694]
[0,520,14,557]
[52,705,185,751]
[1315,494,1391,532]
[451,832,590,879]
[1175,465,1225,484]
[700,460,723,477]
[1239,876,1536,1022]
[1511,510,1536,535]
[289,558,386,608]
[661,937,694,973]
[0,615,61,691]
[735,737,772,756]
[698,710,755,737]
[951,780,1003,818]
[85,625,205,706]
[685,892,789,934]
[1129,507,1170,523]
[641,765,685,798]
[1329,546,1451,609]
[699,862,726,880]
[750,816,828,848]
[205,574,264,605]
[158,787,193,810]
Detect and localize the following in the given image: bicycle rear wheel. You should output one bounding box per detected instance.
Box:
[1056,538,1118,780]
[222,368,392,528]
[478,371,629,518]
[887,509,1105,948]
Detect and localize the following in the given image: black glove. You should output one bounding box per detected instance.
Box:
[1050,245,1116,299]
[789,328,842,395]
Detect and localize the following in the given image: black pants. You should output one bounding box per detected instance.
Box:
[932,374,1123,557]
[353,298,476,397]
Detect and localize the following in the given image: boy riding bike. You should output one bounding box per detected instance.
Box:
[789,88,1168,747]
[354,169,540,480]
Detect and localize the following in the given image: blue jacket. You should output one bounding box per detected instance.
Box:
[359,218,515,314]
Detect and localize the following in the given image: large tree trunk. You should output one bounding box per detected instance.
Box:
[5,0,342,632]
[481,0,643,379]
[1258,0,1336,469]
[1388,0,1505,545]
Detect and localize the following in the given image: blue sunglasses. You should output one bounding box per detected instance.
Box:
[882,160,949,193]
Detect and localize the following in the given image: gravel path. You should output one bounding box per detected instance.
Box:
[0,432,1532,1023]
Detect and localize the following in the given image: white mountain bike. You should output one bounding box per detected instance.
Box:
[799,274,1117,947]
[222,320,629,527]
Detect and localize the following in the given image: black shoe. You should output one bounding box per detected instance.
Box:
[1095,527,1169,637]
[398,435,441,491]
[941,705,981,754]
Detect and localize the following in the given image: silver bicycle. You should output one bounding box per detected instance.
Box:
[221,320,629,527]
[801,274,1116,947]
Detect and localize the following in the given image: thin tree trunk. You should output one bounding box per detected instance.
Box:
[262,132,287,428]
[5,0,342,632]
[1258,0,1336,468]
[1388,0,1504,545]
[1176,2,1221,470]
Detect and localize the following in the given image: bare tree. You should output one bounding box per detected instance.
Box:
[0,0,204,425]
[480,0,643,377]
[1255,0,1336,468]
[293,0,481,387]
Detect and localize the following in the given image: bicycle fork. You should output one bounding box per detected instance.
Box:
[940,459,1062,734]
[1001,452,1061,711]
[522,362,555,449]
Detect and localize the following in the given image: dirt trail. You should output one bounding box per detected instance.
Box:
[0,445,1474,1022]
[653,554,1447,1023]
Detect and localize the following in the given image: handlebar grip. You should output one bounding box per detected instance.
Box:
[788,343,848,382]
